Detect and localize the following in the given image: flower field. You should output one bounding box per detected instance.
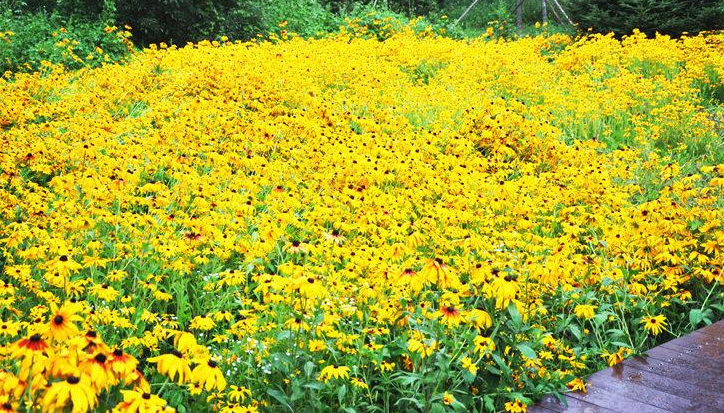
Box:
[2,26,724,412]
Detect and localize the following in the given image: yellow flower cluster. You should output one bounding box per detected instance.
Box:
[1,27,724,412]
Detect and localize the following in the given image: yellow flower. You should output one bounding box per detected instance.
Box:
[467,309,493,330]
[567,378,587,392]
[351,377,368,389]
[42,375,97,413]
[442,391,455,405]
[191,359,227,391]
[573,304,597,320]
[473,336,495,356]
[113,390,167,413]
[190,315,216,331]
[227,385,252,402]
[460,356,478,375]
[436,303,463,326]
[641,315,668,335]
[147,351,192,384]
[419,258,461,290]
[46,302,82,342]
[318,365,350,382]
[504,398,527,413]
[407,338,437,359]
[0,320,20,337]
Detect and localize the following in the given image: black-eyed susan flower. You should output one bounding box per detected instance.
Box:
[147,350,192,384]
[42,375,97,413]
[504,398,527,413]
[460,356,478,375]
[113,390,167,413]
[190,358,227,391]
[573,304,597,320]
[108,348,138,376]
[318,365,350,382]
[46,303,82,342]
[641,314,668,335]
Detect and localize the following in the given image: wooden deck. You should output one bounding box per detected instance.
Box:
[529,319,724,413]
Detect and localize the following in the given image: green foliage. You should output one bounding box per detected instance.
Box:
[0,10,131,73]
[257,0,337,38]
[567,0,724,37]
[14,0,239,44]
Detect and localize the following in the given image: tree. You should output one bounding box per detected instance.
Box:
[567,0,724,37]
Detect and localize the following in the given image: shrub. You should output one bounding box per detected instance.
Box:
[259,0,337,38]
[0,10,132,74]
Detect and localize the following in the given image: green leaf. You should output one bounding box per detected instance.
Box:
[337,384,347,404]
[689,309,703,327]
[492,354,512,374]
[607,328,625,337]
[429,403,446,413]
[484,395,495,412]
[304,361,315,378]
[507,303,522,326]
[568,324,582,340]
[517,343,537,360]
[313,312,325,325]
[266,388,292,411]
[398,373,420,386]
[303,382,324,390]
[394,397,424,409]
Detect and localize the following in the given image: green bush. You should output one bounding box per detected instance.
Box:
[567,0,724,37]
[255,0,337,38]
[0,10,132,74]
[13,0,239,45]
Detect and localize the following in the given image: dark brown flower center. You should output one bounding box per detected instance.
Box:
[113,348,123,356]
[142,393,151,400]
[53,315,64,325]
[66,376,80,384]
[95,353,107,363]
[208,360,218,368]
[30,333,41,342]
[59,255,68,262]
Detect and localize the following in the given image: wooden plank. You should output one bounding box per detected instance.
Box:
[663,331,724,361]
[697,319,724,337]
[623,356,724,392]
[536,394,617,413]
[609,362,724,411]
[672,330,721,345]
[565,387,673,413]
[582,367,694,412]
[643,345,724,371]
[659,340,724,361]
[526,405,558,413]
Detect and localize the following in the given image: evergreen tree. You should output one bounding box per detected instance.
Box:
[567,0,724,37]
